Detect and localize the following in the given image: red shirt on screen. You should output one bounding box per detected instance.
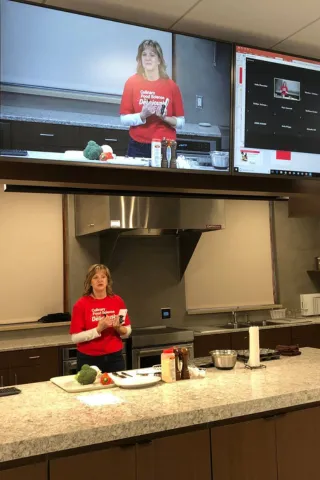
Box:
[70,295,130,356]
[120,74,184,143]
[281,84,288,96]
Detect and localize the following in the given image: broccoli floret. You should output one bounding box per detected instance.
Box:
[75,364,97,385]
[83,140,103,160]
[81,364,90,370]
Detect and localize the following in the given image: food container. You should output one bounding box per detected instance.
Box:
[209,350,237,370]
[270,308,286,319]
[210,151,229,170]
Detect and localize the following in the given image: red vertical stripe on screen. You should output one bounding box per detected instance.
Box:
[239,67,243,84]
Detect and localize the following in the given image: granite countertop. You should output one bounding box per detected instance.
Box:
[0,332,72,352]
[0,105,222,138]
[1,347,320,463]
[0,318,319,353]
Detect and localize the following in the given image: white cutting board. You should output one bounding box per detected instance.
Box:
[50,374,116,393]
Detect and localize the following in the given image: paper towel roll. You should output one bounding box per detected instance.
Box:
[248,326,260,367]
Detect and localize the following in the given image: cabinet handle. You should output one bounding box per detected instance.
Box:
[39,133,55,137]
[14,373,17,385]
[29,356,40,359]
[88,223,95,227]
[104,138,118,142]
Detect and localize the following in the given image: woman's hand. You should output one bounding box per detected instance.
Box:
[140,102,156,121]
[96,315,113,334]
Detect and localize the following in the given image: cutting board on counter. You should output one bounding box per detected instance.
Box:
[50,375,116,393]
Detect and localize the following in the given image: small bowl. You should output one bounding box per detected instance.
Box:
[209,350,238,370]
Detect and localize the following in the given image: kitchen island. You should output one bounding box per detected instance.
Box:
[1,348,320,479]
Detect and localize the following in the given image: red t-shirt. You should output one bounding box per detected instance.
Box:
[120,74,184,143]
[70,295,131,356]
[281,85,288,96]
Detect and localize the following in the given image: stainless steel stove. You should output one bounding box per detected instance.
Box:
[127,326,194,369]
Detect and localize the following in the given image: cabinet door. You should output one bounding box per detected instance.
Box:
[1,461,47,480]
[260,327,291,349]
[80,127,130,156]
[50,445,135,480]
[276,407,320,480]
[0,368,10,387]
[230,331,249,350]
[136,429,212,480]
[194,333,231,358]
[211,418,278,480]
[9,347,60,385]
[10,121,80,152]
[0,121,11,149]
[291,324,319,348]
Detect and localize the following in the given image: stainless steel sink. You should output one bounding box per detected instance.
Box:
[220,320,281,330]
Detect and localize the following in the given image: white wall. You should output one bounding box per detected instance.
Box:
[185,200,275,311]
[0,0,172,95]
[0,186,63,324]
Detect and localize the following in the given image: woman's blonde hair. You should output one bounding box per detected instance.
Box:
[83,264,113,297]
[136,40,169,79]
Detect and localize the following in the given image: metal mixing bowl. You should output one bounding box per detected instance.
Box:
[209,350,238,370]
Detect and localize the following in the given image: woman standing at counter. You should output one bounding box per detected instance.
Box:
[120,39,185,158]
[70,264,131,373]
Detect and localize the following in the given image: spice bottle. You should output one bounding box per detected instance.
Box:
[180,347,190,380]
[170,140,177,169]
[161,138,168,168]
[161,348,176,383]
[174,347,181,381]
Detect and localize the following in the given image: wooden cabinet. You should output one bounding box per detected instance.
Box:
[211,417,278,480]
[8,121,130,156]
[1,461,47,480]
[10,121,80,152]
[80,126,130,156]
[194,333,231,358]
[260,327,291,349]
[136,429,212,480]
[0,368,10,387]
[291,324,320,348]
[50,445,136,480]
[230,331,249,350]
[276,407,320,480]
[0,347,60,386]
[0,121,11,149]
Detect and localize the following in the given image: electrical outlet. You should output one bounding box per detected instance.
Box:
[161,307,171,320]
[196,95,203,109]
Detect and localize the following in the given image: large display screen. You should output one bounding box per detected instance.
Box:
[234,46,320,178]
[0,0,232,174]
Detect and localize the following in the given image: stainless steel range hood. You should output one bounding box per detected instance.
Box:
[74,195,225,278]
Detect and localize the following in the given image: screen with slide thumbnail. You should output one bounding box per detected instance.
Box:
[234,46,320,178]
[0,0,232,174]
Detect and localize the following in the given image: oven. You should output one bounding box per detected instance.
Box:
[176,137,221,168]
[62,346,78,375]
[128,326,194,370]
[132,343,194,370]
[61,344,127,375]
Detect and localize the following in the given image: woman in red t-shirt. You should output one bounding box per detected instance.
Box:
[70,264,131,373]
[120,39,185,158]
[280,81,289,97]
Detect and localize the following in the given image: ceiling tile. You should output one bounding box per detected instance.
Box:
[173,0,320,48]
[273,20,320,59]
[46,0,198,29]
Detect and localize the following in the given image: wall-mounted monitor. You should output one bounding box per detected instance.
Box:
[233,45,320,178]
[0,0,232,175]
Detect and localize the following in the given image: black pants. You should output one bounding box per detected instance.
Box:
[127,137,151,158]
[77,350,125,373]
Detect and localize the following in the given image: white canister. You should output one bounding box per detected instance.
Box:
[151,138,161,167]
